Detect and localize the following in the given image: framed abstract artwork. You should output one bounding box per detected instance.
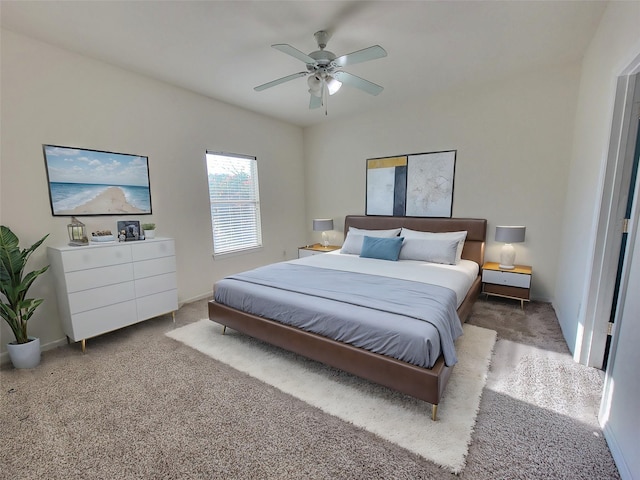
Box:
[365,156,408,216]
[366,150,456,217]
[43,144,152,216]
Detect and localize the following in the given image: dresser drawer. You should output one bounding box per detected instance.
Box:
[65,263,134,293]
[131,239,175,261]
[137,289,178,320]
[135,272,177,297]
[133,256,176,279]
[61,245,132,272]
[482,269,531,288]
[68,281,135,314]
[70,300,138,341]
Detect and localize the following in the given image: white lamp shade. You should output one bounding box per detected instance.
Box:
[313,218,333,247]
[313,219,333,232]
[495,226,526,243]
[307,74,322,96]
[326,76,342,95]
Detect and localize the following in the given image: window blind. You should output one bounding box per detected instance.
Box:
[206,152,262,256]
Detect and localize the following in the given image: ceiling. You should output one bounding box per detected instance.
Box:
[1,1,607,127]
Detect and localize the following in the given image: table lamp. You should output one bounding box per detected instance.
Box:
[495,225,526,269]
[313,218,333,247]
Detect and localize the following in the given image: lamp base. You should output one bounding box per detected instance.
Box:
[499,243,516,270]
[321,231,329,247]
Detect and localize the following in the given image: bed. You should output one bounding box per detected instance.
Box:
[208,215,486,420]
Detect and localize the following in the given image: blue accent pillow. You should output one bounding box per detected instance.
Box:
[360,236,404,261]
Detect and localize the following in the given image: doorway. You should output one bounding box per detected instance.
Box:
[604,112,640,369]
[578,71,640,369]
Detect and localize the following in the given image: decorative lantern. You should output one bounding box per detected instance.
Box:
[67,217,89,246]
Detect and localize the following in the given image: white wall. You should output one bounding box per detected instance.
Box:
[554,1,640,359]
[0,30,306,355]
[304,64,581,301]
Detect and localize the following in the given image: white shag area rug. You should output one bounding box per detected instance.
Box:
[166,319,496,473]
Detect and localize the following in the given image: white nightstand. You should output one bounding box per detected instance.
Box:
[481,262,532,309]
[298,243,341,258]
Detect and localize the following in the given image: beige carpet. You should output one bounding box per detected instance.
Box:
[1,299,620,479]
[166,319,497,474]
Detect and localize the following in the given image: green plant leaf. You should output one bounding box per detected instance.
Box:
[0,226,49,344]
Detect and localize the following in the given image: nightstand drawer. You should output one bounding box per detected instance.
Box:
[298,248,320,258]
[483,283,530,301]
[482,269,531,288]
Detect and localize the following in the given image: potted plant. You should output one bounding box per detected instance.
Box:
[141,222,156,239]
[0,226,49,368]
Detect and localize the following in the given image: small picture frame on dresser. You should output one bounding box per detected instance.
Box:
[117,220,142,241]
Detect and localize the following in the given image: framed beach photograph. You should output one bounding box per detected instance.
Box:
[43,144,152,216]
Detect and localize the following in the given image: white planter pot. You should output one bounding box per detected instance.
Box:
[144,230,156,239]
[7,337,41,369]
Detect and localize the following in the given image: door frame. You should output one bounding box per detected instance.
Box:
[578,60,640,368]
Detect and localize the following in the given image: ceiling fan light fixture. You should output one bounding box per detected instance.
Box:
[307,74,322,92]
[326,75,342,95]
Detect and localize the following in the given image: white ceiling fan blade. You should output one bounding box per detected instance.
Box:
[272,44,316,64]
[332,45,387,67]
[309,94,322,109]
[332,71,384,96]
[254,72,308,92]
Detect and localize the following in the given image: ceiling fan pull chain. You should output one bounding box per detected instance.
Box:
[324,82,328,115]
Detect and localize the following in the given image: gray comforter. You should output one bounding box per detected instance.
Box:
[214,263,463,367]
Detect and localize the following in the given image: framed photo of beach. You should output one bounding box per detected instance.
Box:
[43,144,152,216]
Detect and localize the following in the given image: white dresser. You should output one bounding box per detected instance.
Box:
[48,238,178,351]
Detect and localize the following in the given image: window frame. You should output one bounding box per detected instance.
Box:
[205,151,263,258]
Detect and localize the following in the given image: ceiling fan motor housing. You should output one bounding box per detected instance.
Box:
[307,50,337,72]
[314,30,330,49]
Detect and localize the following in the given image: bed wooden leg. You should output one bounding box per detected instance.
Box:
[432,404,438,421]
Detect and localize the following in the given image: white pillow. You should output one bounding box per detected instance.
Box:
[341,232,366,255]
[400,228,467,263]
[342,227,402,255]
[398,238,459,265]
[349,226,401,237]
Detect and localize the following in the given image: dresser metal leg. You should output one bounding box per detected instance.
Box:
[222,325,227,335]
[81,339,86,353]
[431,404,438,421]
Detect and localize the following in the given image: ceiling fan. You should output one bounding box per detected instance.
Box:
[254,31,387,113]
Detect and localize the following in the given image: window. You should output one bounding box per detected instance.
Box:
[206,152,262,256]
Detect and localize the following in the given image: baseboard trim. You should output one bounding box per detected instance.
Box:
[179,291,213,307]
[602,422,633,480]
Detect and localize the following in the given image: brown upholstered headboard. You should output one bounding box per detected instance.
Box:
[344,215,487,266]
